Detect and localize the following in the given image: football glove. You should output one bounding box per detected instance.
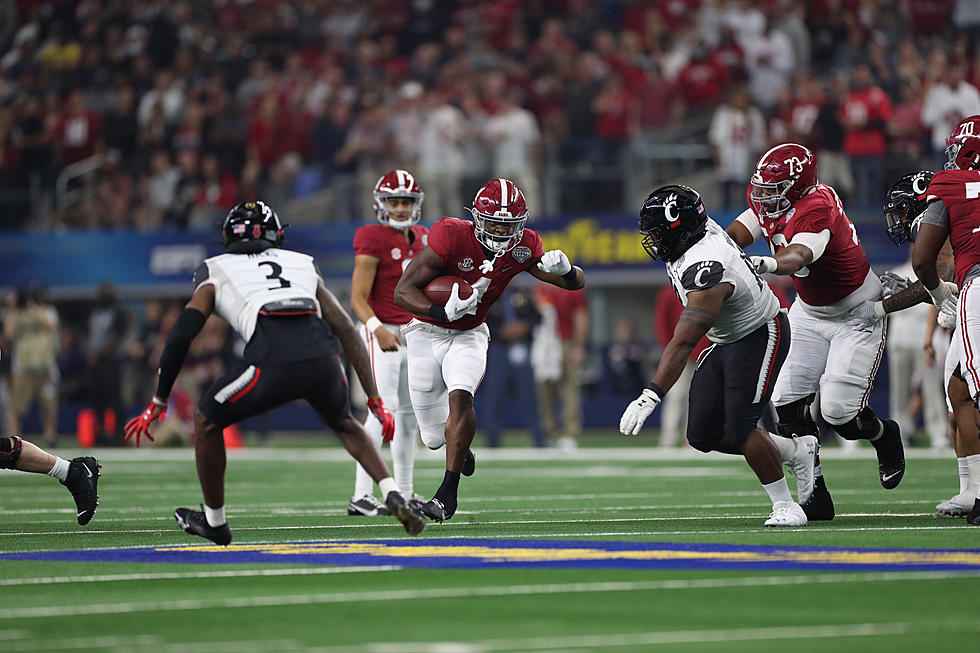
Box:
[938,294,958,330]
[537,249,572,276]
[619,388,662,436]
[750,255,778,274]
[124,398,166,447]
[926,280,958,307]
[847,300,886,331]
[879,271,912,298]
[367,396,395,442]
[444,282,479,322]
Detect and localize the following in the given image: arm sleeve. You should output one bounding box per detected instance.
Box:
[155,308,207,400]
[788,229,832,263]
[916,199,950,231]
[734,208,763,243]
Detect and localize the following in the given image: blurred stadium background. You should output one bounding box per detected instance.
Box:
[0,0,974,445]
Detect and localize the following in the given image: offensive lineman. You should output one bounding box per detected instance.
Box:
[620,185,812,527]
[911,115,980,525]
[125,201,426,542]
[394,178,585,522]
[727,143,905,522]
[347,170,428,516]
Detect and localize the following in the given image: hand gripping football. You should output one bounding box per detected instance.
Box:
[423,275,473,306]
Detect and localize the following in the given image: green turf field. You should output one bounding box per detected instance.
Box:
[2,442,978,652]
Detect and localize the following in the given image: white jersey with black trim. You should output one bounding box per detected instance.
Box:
[666,218,780,344]
[194,248,322,342]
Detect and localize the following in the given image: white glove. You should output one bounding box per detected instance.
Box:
[847,300,886,331]
[537,249,572,276]
[444,283,479,322]
[938,294,958,329]
[879,272,912,298]
[926,280,958,307]
[750,255,777,274]
[619,388,662,436]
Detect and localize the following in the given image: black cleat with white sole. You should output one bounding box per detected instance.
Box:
[385,491,426,535]
[175,505,232,545]
[462,449,476,476]
[62,456,101,525]
[421,497,456,523]
[871,419,905,489]
[801,474,835,521]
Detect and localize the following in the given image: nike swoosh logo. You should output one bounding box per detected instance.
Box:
[77,510,88,518]
[881,471,901,482]
[83,466,93,478]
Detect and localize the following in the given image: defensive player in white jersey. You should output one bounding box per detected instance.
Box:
[347,170,429,516]
[619,185,813,527]
[726,143,905,522]
[125,201,426,542]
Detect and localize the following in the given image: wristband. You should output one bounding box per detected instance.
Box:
[926,282,952,306]
[428,304,448,322]
[151,396,167,407]
[365,316,383,333]
[646,383,666,400]
[562,267,578,282]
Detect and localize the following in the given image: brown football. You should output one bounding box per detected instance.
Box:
[423,275,474,306]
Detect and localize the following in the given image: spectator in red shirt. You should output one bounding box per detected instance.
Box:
[56,89,102,167]
[676,41,730,113]
[839,63,892,207]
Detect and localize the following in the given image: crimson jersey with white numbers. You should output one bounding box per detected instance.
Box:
[925,169,980,287]
[747,183,871,306]
[419,217,544,331]
[353,223,429,324]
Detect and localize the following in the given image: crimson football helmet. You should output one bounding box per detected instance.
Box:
[945,115,980,171]
[468,178,528,254]
[749,143,818,220]
[373,169,424,227]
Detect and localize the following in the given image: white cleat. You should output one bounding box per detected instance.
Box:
[765,500,808,527]
[934,494,973,518]
[785,435,817,505]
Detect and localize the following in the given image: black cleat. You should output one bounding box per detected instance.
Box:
[801,474,835,521]
[462,449,476,477]
[421,497,456,523]
[347,494,391,516]
[174,505,232,545]
[871,420,905,489]
[968,498,980,526]
[62,457,100,525]
[385,491,426,536]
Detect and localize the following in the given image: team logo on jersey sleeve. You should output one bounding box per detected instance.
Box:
[512,246,532,263]
[458,257,475,272]
[391,248,402,260]
[422,235,429,246]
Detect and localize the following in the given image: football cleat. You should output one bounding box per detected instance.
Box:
[934,494,973,518]
[786,435,817,504]
[347,494,391,516]
[871,420,905,489]
[801,475,835,521]
[968,498,980,526]
[385,491,426,536]
[174,505,232,545]
[62,456,101,525]
[462,449,476,477]
[421,497,456,523]
[764,500,808,527]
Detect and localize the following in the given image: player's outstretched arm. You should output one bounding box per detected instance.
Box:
[125,285,215,446]
[394,247,446,317]
[528,249,585,289]
[317,280,378,399]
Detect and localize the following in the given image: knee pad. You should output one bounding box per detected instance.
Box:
[0,436,23,469]
[420,426,445,450]
[831,406,878,440]
[774,395,818,437]
[821,397,864,428]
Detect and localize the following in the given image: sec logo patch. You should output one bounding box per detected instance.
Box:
[391,248,402,260]
[512,246,532,263]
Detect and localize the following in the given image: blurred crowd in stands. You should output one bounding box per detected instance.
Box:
[0,0,978,230]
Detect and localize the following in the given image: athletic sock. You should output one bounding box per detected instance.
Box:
[204,505,226,527]
[966,454,980,500]
[767,432,797,465]
[867,418,885,442]
[378,477,397,499]
[435,469,460,502]
[47,457,69,482]
[958,457,969,495]
[763,477,793,504]
[391,412,417,495]
[353,414,385,498]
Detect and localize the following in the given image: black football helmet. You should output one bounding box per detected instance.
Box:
[884,171,933,245]
[638,184,708,262]
[222,200,285,249]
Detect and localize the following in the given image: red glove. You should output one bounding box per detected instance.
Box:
[124,398,167,447]
[367,396,395,442]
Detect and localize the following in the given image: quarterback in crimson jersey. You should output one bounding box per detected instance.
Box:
[912,114,980,526]
[727,143,906,523]
[394,178,586,522]
[347,170,429,517]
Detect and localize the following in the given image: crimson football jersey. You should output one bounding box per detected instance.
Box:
[925,169,980,287]
[420,217,544,331]
[748,184,871,306]
[353,223,429,324]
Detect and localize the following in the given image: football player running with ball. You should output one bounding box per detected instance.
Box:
[394,178,585,522]
[911,115,980,525]
[346,170,429,517]
[620,185,810,527]
[125,201,426,543]
[726,143,905,522]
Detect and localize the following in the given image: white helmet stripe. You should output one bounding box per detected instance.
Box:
[402,170,414,190]
[396,170,406,188]
[498,178,509,212]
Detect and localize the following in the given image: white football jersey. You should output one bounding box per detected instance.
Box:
[194,248,322,342]
[666,218,780,344]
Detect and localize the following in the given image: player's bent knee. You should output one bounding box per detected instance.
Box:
[0,435,23,469]
[420,427,445,450]
[820,400,857,429]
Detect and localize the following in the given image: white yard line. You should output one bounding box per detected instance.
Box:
[0,565,401,587]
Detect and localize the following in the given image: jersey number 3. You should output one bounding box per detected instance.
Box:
[258,261,292,289]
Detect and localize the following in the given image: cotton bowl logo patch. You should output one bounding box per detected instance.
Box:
[391,248,402,260]
[512,246,532,264]
[458,257,474,272]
